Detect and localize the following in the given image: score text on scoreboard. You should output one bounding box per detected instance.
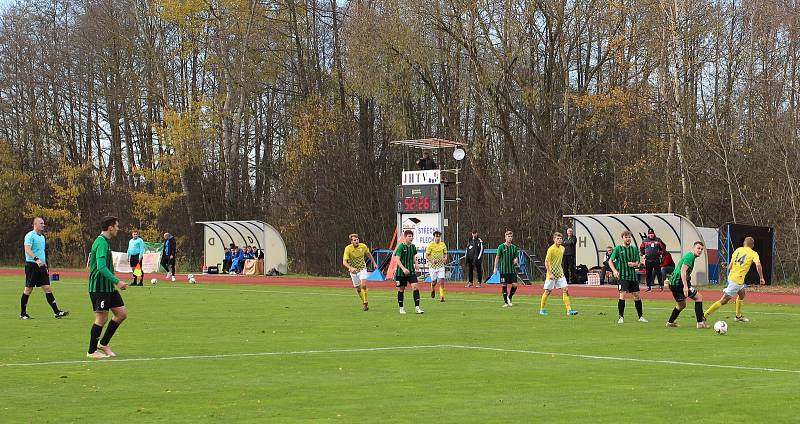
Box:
[396,185,441,213]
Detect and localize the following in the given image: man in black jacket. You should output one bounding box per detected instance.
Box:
[563,228,577,283]
[161,232,177,282]
[464,230,484,287]
[416,151,437,170]
[639,228,666,291]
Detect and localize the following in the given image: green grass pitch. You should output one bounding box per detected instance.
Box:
[2,276,799,423]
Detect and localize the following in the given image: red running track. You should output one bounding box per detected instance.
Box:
[2,269,799,305]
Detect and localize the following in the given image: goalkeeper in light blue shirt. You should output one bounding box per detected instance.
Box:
[127,230,146,286]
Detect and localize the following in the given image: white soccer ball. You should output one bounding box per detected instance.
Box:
[150,278,158,285]
[714,320,728,335]
[189,277,197,284]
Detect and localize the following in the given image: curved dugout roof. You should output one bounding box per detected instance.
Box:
[197,220,288,275]
[565,213,711,284]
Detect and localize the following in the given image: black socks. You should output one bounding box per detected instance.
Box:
[100,320,121,346]
[20,293,30,315]
[45,292,59,313]
[88,324,103,353]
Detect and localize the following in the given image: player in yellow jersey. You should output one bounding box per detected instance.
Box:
[425,231,448,302]
[539,232,578,316]
[704,237,765,322]
[342,234,378,311]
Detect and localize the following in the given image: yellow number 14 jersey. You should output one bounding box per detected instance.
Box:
[728,246,760,284]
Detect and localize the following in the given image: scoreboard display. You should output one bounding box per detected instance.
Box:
[396,185,441,213]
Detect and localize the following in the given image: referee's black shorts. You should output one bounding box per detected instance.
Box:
[129,254,141,268]
[25,262,50,287]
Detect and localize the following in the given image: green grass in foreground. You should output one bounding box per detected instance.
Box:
[1,276,799,423]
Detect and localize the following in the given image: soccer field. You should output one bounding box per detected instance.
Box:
[2,276,799,423]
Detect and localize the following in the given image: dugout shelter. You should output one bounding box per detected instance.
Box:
[197,220,288,275]
[565,213,718,285]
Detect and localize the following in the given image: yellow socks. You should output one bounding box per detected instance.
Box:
[704,300,722,318]
[438,286,445,299]
[363,287,368,303]
[357,289,365,303]
[563,293,572,311]
[540,292,550,310]
[735,298,743,316]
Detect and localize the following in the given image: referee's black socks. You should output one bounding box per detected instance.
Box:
[20,293,30,315]
[45,292,60,313]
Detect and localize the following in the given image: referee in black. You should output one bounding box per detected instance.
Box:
[20,217,68,319]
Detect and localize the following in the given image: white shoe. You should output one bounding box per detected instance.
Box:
[638,316,649,323]
[87,351,109,359]
[735,316,750,322]
[415,306,425,314]
[506,300,513,307]
[399,307,406,315]
[502,303,510,308]
[171,276,176,282]
[617,317,624,324]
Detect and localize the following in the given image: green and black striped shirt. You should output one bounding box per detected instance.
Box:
[610,244,639,282]
[89,234,120,293]
[496,243,519,274]
[395,243,418,277]
[669,252,697,287]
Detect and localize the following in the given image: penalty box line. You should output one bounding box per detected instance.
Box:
[3,344,799,374]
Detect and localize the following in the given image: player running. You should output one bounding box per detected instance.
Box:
[609,231,648,324]
[666,241,707,328]
[426,231,448,302]
[494,231,519,307]
[704,237,765,323]
[539,232,578,316]
[342,233,377,311]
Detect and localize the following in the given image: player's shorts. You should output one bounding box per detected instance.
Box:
[24,262,50,287]
[349,269,369,287]
[129,254,141,268]
[500,273,517,284]
[723,280,747,297]
[618,279,640,293]
[89,291,125,312]
[395,274,418,287]
[429,267,446,281]
[543,277,568,290]
[669,284,698,302]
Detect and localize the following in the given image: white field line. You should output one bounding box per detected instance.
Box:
[161,285,800,317]
[3,344,799,374]
[444,344,800,374]
[0,345,446,367]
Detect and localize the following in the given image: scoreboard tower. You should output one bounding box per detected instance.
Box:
[390,138,467,274]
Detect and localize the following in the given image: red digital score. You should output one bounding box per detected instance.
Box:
[403,196,431,211]
[396,185,440,213]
